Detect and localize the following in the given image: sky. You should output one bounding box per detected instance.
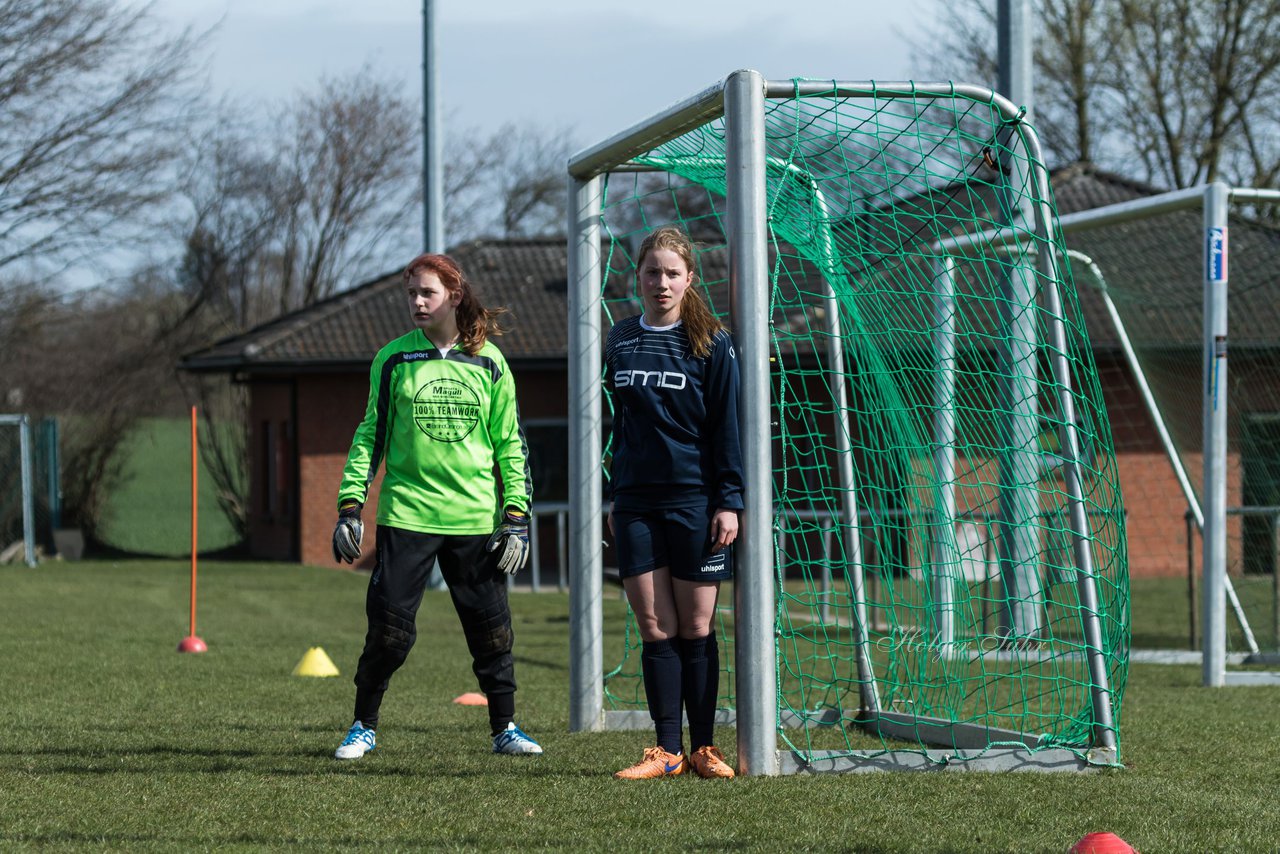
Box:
[154,0,934,148]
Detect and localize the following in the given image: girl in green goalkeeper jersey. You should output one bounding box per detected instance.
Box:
[330,252,543,760]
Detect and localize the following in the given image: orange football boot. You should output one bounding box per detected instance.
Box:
[614,746,686,780]
[689,745,735,779]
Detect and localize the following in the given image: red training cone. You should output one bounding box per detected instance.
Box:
[1069,832,1136,854]
[177,635,207,653]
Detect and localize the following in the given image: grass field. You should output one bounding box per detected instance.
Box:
[96,417,242,557]
[2,561,1278,852]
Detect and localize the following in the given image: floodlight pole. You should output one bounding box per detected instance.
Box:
[1202,182,1229,687]
[997,0,1034,125]
[422,0,443,252]
[725,68,777,777]
[568,174,604,730]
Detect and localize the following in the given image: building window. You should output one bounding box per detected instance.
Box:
[524,419,567,503]
[1241,412,1280,575]
[517,418,615,506]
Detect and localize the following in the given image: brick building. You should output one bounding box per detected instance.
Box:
[179,164,1280,578]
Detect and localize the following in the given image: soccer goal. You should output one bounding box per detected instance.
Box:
[1050,182,1280,688]
[1,414,39,567]
[568,71,1127,775]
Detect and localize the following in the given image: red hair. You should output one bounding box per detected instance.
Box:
[402,253,506,354]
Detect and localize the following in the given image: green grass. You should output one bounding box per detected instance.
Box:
[1130,574,1280,652]
[97,418,242,556]
[2,561,1278,851]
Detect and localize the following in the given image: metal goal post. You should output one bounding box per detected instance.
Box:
[1050,183,1280,688]
[1,414,38,567]
[567,69,1120,775]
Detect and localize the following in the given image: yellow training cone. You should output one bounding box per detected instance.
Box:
[292,646,340,678]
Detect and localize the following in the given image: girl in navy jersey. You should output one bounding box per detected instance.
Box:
[606,226,743,780]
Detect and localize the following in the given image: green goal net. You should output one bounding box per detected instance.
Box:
[593,80,1129,768]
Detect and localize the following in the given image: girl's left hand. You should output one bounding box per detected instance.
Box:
[710,508,740,552]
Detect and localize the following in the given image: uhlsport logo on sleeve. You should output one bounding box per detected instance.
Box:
[413,378,480,442]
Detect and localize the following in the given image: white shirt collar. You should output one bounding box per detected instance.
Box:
[639,317,683,332]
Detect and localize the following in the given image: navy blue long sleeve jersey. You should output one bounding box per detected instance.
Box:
[605,315,744,512]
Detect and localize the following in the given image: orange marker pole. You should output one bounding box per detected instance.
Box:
[179,406,207,653]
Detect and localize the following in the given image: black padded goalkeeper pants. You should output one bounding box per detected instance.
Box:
[352,525,516,731]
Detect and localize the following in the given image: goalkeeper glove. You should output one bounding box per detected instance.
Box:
[332,501,364,564]
[486,507,530,575]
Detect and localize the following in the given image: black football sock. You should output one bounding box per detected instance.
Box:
[353,683,385,731]
[488,692,515,736]
[681,632,718,753]
[641,638,684,755]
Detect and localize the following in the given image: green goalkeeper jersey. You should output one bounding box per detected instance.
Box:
[338,330,531,535]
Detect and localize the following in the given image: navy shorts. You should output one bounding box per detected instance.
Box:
[612,505,734,582]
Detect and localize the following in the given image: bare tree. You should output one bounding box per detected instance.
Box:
[908,0,1280,191]
[0,0,203,539]
[910,1,1115,165]
[176,71,421,328]
[445,122,577,242]
[176,105,283,333]
[0,284,55,409]
[0,0,201,280]
[1111,0,1280,188]
[180,372,249,542]
[273,70,421,310]
[1035,0,1119,165]
[1,272,191,540]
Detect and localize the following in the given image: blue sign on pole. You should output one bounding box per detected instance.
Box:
[1206,227,1228,283]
